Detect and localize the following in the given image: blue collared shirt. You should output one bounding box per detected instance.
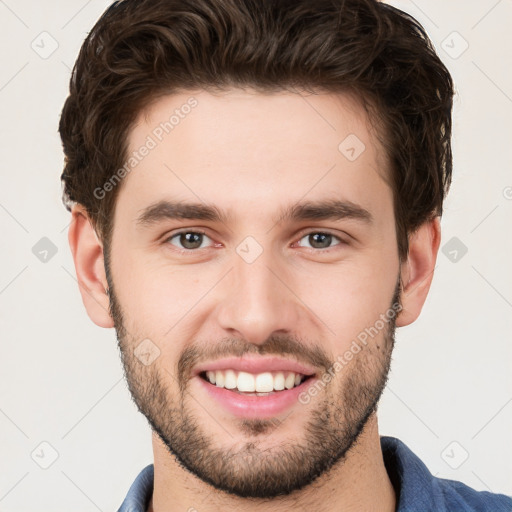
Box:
[117,436,512,511]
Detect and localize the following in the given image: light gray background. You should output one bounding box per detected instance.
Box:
[0,0,511,510]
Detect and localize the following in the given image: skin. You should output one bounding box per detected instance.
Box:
[69,88,440,512]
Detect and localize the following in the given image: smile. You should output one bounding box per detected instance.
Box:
[200,370,310,395]
[193,356,318,419]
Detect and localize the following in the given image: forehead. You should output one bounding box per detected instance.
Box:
[117,88,392,230]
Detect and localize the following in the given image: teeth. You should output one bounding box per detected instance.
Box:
[224,369,237,389]
[215,370,225,388]
[274,372,285,391]
[203,370,306,392]
[255,372,274,392]
[237,371,255,392]
[284,373,295,390]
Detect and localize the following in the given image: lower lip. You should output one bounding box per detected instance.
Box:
[195,375,316,419]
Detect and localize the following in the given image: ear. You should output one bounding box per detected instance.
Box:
[68,204,114,328]
[396,217,441,327]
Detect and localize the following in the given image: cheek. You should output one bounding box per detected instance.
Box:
[299,258,398,349]
[124,273,202,333]
[114,259,233,373]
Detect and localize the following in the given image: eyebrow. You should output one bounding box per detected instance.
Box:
[135,198,373,228]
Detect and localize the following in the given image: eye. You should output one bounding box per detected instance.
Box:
[165,230,213,251]
[163,229,347,254]
[296,231,345,251]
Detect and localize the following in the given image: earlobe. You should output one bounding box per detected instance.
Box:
[396,217,441,327]
[68,205,114,328]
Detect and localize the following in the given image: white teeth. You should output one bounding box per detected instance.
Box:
[215,370,224,388]
[237,371,255,392]
[255,372,274,392]
[284,373,295,390]
[224,369,237,389]
[203,369,306,392]
[274,372,285,390]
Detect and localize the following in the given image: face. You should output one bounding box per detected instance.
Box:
[105,88,402,498]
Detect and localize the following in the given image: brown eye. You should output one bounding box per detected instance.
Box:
[166,231,211,251]
[298,232,344,250]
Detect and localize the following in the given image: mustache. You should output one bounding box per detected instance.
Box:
[177,334,333,384]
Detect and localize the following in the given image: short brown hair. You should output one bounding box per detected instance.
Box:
[59,0,454,262]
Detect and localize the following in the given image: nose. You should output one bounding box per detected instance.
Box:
[215,246,303,346]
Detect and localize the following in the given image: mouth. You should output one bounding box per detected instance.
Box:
[192,357,318,419]
[199,369,314,396]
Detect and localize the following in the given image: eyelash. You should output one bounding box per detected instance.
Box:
[163,229,348,254]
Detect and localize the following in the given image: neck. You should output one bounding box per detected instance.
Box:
[147,413,396,512]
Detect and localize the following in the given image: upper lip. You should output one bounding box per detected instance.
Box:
[193,356,318,377]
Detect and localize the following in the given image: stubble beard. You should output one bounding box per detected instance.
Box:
[106,259,401,499]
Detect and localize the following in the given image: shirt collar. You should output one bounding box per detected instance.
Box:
[117,463,154,512]
[380,435,448,512]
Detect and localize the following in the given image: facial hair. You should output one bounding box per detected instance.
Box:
[106,258,401,499]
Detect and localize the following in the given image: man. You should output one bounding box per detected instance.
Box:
[59,0,512,510]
